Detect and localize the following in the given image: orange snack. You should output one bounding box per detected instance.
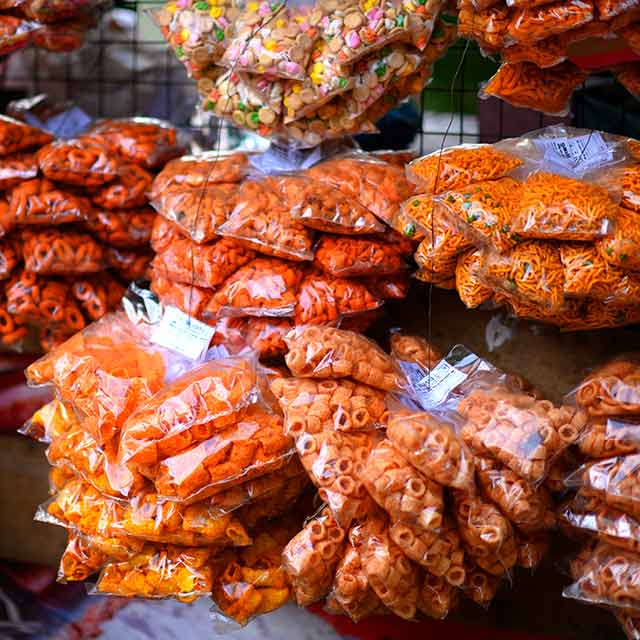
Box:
[513,171,616,241]
[457,4,511,51]
[501,36,568,68]
[152,235,255,289]
[456,250,495,309]
[0,296,28,347]
[37,138,118,186]
[482,241,565,311]
[620,24,640,56]
[306,156,415,228]
[282,507,347,607]
[150,216,184,253]
[387,411,475,490]
[273,175,385,235]
[363,439,444,530]
[406,146,522,194]
[219,179,314,261]
[270,376,389,436]
[561,243,640,304]
[22,229,105,275]
[314,235,406,278]
[0,152,38,190]
[461,557,501,607]
[85,208,156,249]
[613,164,640,213]
[389,333,441,370]
[616,64,640,100]
[90,163,153,210]
[6,270,85,332]
[8,177,91,225]
[153,404,293,504]
[482,62,588,115]
[578,417,640,458]
[458,386,588,483]
[0,15,37,55]
[515,531,549,569]
[373,150,417,167]
[475,456,556,533]
[150,269,212,319]
[361,515,420,620]
[106,247,152,280]
[0,236,19,280]
[204,257,302,319]
[0,115,53,156]
[151,182,238,244]
[599,207,640,271]
[244,317,291,359]
[418,571,460,619]
[89,118,184,169]
[32,19,89,53]
[294,271,382,325]
[118,357,257,469]
[284,325,403,392]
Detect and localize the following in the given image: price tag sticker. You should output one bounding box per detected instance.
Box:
[151,305,215,360]
[534,132,613,175]
[414,359,468,410]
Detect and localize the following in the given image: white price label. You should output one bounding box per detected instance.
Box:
[151,305,215,360]
[414,360,468,410]
[534,132,613,175]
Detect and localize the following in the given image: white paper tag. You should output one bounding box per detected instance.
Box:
[534,132,613,175]
[414,359,468,410]
[151,305,215,360]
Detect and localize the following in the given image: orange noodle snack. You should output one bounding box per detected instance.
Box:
[616,165,640,212]
[363,439,444,530]
[306,155,415,228]
[218,179,314,261]
[0,236,19,280]
[6,271,85,332]
[36,138,118,187]
[578,417,640,458]
[563,542,640,611]
[0,152,38,190]
[482,241,565,311]
[314,235,407,278]
[458,386,587,483]
[482,62,588,115]
[22,229,106,275]
[390,333,442,369]
[0,115,53,156]
[475,456,556,533]
[418,571,460,620]
[507,0,595,43]
[284,325,404,392]
[437,177,522,253]
[84,208,156,249]
[406,145,522,194]
[513,172,616,241]
[8,178,92,226]
[560,243,640,305]
[150,270,212,319]
[274,175,385,236]
[89,118,184,169]
[153,405,294,504]
[151,235,255,289]
[386,411,475,490]
[362,515,421,620]
[90,163,153,210]
[118,357,257,470]
[106,247,152,281]
[294,270,381,325]
[94,545,218,602]
[456,250,495,309]
[599,207,640,272]
[270,376,389,436]
[151,182,238,244]
[204,257,302,319]
[501,36,568,68]
[282,507,346,607]
[457,4,511,51]
[573,356,640,417]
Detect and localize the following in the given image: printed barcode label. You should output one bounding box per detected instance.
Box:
[534,132,613,175]
[414,359,467,409]
[151,305,215,360]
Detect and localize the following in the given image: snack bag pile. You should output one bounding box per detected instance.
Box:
[0,115,183,352]
[148,150,419,357]
[405,125,640,331]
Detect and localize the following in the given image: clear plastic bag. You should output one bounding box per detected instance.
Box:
[418,571,460,619]
[106,247,152,280]
[599,207,640,272]
[578,417,640,458]
[150,270,212,318]
[457,4,510,52]
[0,235,20,280]
[152,235,255,289]
[0,114,53,156]
[282,507,347,607]
[284,325,404,392]
[363,438,444,530]
[501,36,568,68]
[0,16,41,56]
[455,250,495,309]
[150,216,184,253]
[270,376,389,436]
[244,317,292,359]
[406,145,523,194]
[515,530,549,569]
[0,152,38,190]
[84,208,156,249]
[90,163,153,210]
[461,557,501,608]
[36,137,118,187]
[389,333,441,369]
[20,398,70,443]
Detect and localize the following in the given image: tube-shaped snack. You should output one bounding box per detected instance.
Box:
[461,557,501,608]
[418,571,459,619]
[390,333,442,369]
[578,418,640,458]
[515,530,550,569]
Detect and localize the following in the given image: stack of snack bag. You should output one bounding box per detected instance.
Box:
[458,0,640,115]
[0,114,183,352]
[153,0,458,145]
[147,149,421,359]
[403,124,640,331]
[556,356,640,639]
[0,0,108,56]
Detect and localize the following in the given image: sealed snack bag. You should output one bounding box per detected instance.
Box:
[501,36,569,68]
[461,557,501,607]
[515,531,549,569]
[90,163,153,210]
[106,247,153,280]
[418,571,459,619]
[85,208,156,249]
[0,115,53,156]
[150,270,212,319]
[457,4,510,52]
[455,250,495,309]
[0,236,20,280]
[578,417,640,458]
[599,207,640,272]
[0,152,39,190]
[389,333,441,369]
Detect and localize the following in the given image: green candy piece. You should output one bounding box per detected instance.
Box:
[214,27,224,41]
[338,77,347,88]
[175,45,184,58]
[195,1,209,10]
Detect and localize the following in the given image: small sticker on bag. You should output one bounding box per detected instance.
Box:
[151,305,215,360]
[534,132,614,176]
[413,359,468,409]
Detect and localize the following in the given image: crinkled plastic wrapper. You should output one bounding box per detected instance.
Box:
[0,152,38,190]
[390,332,441,370]
[456,250,495,309]
[85,208,156,249]
[90,164,153,211]
[599,207,640,272]
[578,417,640,458]
[461,557,501,608]
[0,114,53,156]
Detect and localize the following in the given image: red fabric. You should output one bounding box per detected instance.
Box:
[568,37,640,70]
[0,370,51,433]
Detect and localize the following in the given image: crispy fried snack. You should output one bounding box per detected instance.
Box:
[0,152,38,190]
[0,115,53,155]
[0,235,19,280]
[390,333,442,369]
[106,247,152,280]
[85,208,156,249]
[90,163,153,210]
[458,4,511,51]
[456,250,495,309]
[599,207,640,272]
[244,317,292,359]
[578,418,640,458]
[418,571,459,619]
[461,557,501,607]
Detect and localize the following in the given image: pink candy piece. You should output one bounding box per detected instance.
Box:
[258,2,272,16]
[368,7,384,20]
[239,53,249,65]
[345,30,361,48]
[176,0,188,8]
[282,60,301,74]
